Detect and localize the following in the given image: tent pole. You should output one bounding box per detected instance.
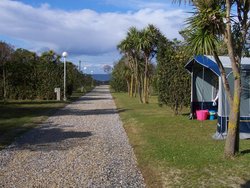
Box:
[225,86,227,133]
[191,67,194,118]
[220,77,223,133]
[202,67,205,110]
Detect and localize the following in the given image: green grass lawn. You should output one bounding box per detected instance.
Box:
[112,92,250,188]
[0,88,93,150]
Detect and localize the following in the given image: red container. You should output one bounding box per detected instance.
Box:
[196,110,209,121]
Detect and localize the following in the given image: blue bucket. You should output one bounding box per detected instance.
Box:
[209,110,216,120]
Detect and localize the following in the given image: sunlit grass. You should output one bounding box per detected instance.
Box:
[113,92,250,187]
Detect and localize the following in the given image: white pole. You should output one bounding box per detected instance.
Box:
[64,57,66,101]
[62,52,68,101]
[202,67,205,110]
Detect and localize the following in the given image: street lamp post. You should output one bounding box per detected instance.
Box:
[79,60,81,71]
[83,66,87,73]
[62,52,68,101]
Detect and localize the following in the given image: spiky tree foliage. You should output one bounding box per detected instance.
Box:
[117,25,163,103]
[139,24,161,103]
[178,0,250,157]
[184,1,225,54]
[117,27,140,98]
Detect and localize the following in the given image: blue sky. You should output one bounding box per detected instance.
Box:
[0,0,191,73]
[18,0,188,12]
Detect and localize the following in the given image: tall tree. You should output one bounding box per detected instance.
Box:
[177,0,249,157]
[8,48,38,99]
[0,42,14,101]
[157,37,191,114]
[117,27,141,99]
[118,25,163,103]
[0,45,93,100]
[139,24,161,103]
[38,50,63,99]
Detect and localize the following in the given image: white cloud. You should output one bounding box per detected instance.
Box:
[0,0,189,72]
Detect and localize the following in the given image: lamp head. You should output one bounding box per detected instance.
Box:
[62,52,68,57]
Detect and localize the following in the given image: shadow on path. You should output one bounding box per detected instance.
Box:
[79,97,111,101]
[13,125,92,152]
[54,108,129,116]
[4,86,122,152]
[241,180,250,188]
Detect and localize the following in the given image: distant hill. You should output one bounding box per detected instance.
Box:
[91,74,111,81]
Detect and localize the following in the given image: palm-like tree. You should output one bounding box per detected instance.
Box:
[139,24,161,103]
[180,0,249,158]
[118,25,162,103]
[117,36,133,96]
[117,27,141,98]
[128,27,142,98]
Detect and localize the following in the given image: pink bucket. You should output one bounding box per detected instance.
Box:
[196,110,209,121]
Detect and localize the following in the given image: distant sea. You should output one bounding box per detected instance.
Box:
[91,74,111,81]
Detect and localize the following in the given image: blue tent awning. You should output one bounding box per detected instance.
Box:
[185,55,221,76]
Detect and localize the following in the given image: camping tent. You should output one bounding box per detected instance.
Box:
[185,55,250,139]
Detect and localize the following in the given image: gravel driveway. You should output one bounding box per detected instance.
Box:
[0,85,145,188]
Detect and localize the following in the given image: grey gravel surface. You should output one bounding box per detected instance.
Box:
[0,85,145,188]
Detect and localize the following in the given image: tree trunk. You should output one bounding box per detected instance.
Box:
[143,58,149,103]
[143,76,147,103]
[174,99,178,115]
[224,77,241,157]
[134,75,137,97]
[3,65,6,101]
[130,74,134,97]
[134,59,138,98]
[139,74,143,103]
[126,80,130,96]
[223,0,241,158]
[213,52,233,103]
[147,76,150,99]
[213,52,239,156]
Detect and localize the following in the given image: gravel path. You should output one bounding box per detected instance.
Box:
[0,85,145,188]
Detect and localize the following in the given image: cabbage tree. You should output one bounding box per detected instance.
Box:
[178,0,249,158]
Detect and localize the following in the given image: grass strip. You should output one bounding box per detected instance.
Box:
[112,92,250,188]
